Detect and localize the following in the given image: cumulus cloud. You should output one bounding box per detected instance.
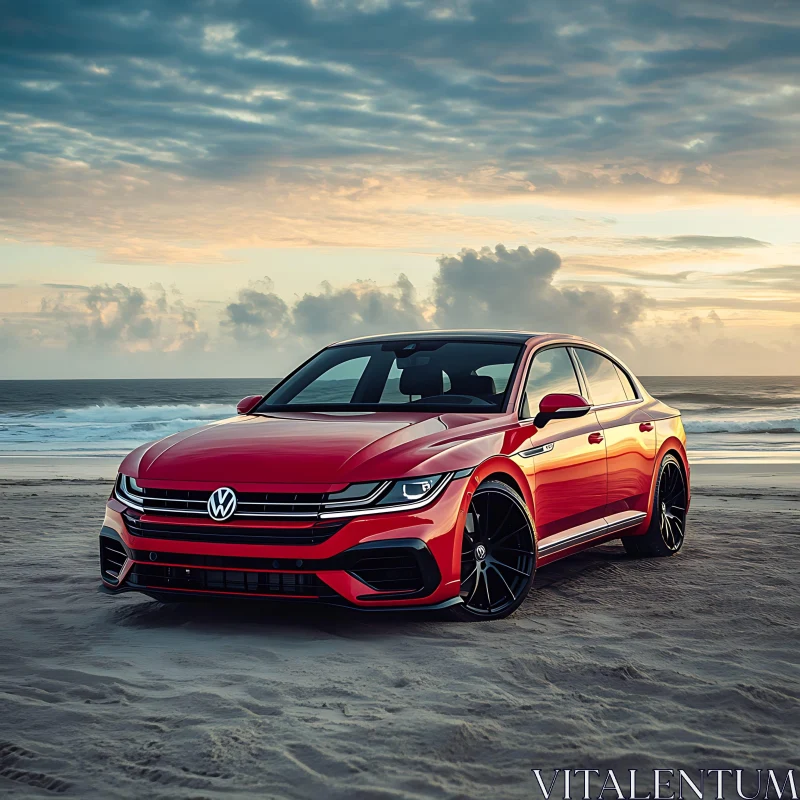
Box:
[5,242,798,377]
[291,275,426,343]
[433,245,646,346]
[71,284,159,344]
[34,282,207,352]
[222,279,290,342]
[218,246,648,350]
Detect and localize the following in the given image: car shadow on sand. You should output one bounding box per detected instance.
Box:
[105,541,640,635]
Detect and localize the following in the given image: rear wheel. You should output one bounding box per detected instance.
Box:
[622,453,687,557]
[448,480,536,621]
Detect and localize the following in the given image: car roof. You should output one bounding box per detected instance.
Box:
[332,329,567,346]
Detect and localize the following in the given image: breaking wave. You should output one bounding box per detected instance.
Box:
[684,416,800,435]
[0,403,234,454]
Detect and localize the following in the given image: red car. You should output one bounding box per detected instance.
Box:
[100,331,689,620]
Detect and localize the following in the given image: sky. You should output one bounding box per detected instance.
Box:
[1,0,799,378]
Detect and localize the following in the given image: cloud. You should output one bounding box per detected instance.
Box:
[71,284,159,344]
[2,0,799,272]
[31,281,207,352]
[637,309,799,376]
[567,263,695,285]
[4,242,798,378]
[222,279,290,341]
[624,236,770,250]
[726,264,800,291]
[291,274,426,344]
[433,245,647,345]
[218,246,648,351]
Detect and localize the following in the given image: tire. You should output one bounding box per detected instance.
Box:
[447,480,537,621]
[622,453,688,557]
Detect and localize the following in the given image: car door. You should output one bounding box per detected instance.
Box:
[571,347,656,518]
[518,346,607,543]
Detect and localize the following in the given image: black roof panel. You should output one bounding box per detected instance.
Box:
[333,329,543,346]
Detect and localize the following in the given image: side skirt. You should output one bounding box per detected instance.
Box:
[538,510,646,558]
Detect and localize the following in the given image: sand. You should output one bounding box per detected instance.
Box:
[0,466,798,798]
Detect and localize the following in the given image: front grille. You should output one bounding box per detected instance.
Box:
[99,536,128,584]
[127,563,331,597]
[117,476,331,519]
[349,551,425,594]
[122,511,345,545]
[143,487,328,517]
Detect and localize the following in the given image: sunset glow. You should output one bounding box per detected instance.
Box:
[2,1,798,377]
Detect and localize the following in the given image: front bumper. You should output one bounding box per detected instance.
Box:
[99,476,470,609]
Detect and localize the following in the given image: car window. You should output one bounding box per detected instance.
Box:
[289,356,370,404]
[380,360,451,402]
[523,347,581,416]
[261,340,523,412]
[476,363,513,393]
[615,365,638,400]
[574,349,628,405]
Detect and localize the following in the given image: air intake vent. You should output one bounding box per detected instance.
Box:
[99,536,128,584]
[127,564,331,597]
[349,551,425,594]
[121,511,345,545]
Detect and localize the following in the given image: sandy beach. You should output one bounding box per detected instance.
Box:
[1,464,798,798]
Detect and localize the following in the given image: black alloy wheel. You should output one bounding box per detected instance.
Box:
[622,453,688,557]
[449,480,536,621]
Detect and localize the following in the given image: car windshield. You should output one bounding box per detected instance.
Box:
[258,340,524,413]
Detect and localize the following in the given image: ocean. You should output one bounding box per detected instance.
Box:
[1,376,799,466]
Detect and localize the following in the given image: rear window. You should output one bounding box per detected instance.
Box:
[574,348,629,405]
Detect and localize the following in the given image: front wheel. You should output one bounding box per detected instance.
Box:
[622,453,688,557]
[448,480,536,621]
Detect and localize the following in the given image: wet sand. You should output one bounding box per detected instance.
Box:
[0,468,798,798]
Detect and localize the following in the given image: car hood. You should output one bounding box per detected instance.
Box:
[120,411,455,487]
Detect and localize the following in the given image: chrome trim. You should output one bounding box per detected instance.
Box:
[519,442,554,458]
[604,512,647,532]
[318,472,455,519]
[115,474,392,516]
[238,500,323,508]
[127,504,321,519]
[115,476,144,511]
[115,473,459,521]
[591,399,642,411]
[538,511,646,555]
[554,405,591,415]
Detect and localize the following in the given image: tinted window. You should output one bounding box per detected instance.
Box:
[523,347,581,416]
[289,356,370,404]
[615,365,638,401]
[380,360,451,402]
[261,340,522,412]
[575,349,628,405]
[476,363,514,393]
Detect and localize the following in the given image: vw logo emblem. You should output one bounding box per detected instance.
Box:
[475,544,487,561]
[207,487,237,521]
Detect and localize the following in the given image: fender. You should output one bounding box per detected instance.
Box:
[628,424,690,538]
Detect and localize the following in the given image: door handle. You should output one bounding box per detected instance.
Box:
[639,422,654,432]
[588,432,604,444]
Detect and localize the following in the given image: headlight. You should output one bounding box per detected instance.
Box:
[114,473,145,509]
[317,472,452,519]
[376,474,445,506]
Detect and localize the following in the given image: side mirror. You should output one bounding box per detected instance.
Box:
[534,393,591,427]
[237,395,262,415]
